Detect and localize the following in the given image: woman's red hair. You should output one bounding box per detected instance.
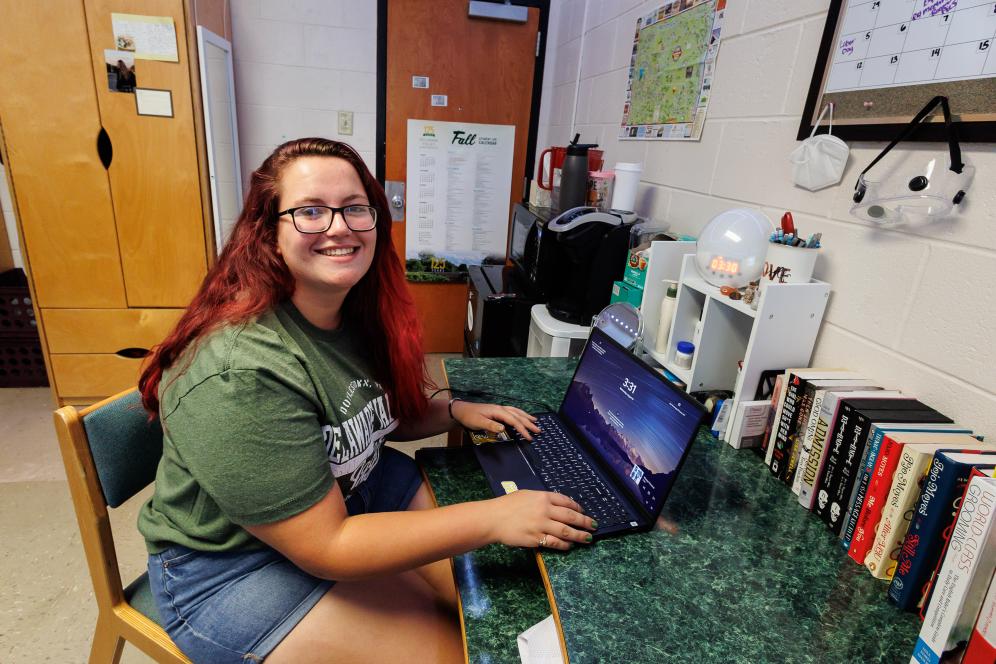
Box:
[139,138,430,421]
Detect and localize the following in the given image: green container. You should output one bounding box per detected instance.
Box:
[609,280,643,308]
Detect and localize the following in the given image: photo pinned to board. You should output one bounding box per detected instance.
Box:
[104,49,136,93]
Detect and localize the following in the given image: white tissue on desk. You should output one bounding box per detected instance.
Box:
[517,614,565,664]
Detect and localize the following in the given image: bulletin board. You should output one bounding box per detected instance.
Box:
[798,0,996,142]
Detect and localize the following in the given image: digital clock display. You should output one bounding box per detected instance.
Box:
[709,256,740,275]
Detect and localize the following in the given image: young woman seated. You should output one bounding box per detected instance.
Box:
[136,138,595,663]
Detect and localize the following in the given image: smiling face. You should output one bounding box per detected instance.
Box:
[276,156,377,319]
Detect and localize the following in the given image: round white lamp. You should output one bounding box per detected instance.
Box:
[695,208,774,288]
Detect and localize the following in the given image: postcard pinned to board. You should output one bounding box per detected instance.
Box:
[111,13,179,62]
[135,88,173,118]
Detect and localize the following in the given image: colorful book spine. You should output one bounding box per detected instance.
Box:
[840,425,888,551]
[798,392,845,510]
[842,426,974,554]
[912,475,996,664]
[812,400,859,525]
[780,382,817,483]
[822,407,877,534]
[889,453,996,611]
[761,373,787,459]
[865,446,934,580]
[791,389,828,495]
[849,434,903,563]
[963,570,996,664]
[769,375,803,477]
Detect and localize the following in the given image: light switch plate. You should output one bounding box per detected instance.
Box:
[338,111,353,136]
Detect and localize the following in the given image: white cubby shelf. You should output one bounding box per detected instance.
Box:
[642,254,830,444]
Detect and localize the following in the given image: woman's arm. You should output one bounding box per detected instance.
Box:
[390,397,541,441]
[244,482,595,580]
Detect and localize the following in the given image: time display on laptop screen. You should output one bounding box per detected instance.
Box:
[560,333,701,514]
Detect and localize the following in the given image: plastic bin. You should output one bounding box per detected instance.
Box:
[0,336,48,387]
[0,269,38,335]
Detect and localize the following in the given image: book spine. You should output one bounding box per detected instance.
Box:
[963,570,996,664]
[762,374,787,461]
[849,436,902,563]
[798,394,842,510]
[792,389,827,495]
[889,455,958,610]
[865,448,928,579]
[841,426,886,551]
[813,401,857,522]
[782,384,817,484]
[913,477,996,663]
[826,411,873,535]
[769,378,802,476]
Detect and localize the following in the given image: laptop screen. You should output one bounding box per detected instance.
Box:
[559,328,705,516]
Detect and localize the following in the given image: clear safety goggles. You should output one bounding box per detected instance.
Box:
[850,96,972,226]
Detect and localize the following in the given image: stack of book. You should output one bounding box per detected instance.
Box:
[754,368,996,662]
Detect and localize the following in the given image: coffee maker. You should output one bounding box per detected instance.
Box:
[511,204,636,326]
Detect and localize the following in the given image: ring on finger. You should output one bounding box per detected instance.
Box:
[538,535,548,547]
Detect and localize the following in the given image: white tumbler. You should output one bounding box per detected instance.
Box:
[610,162,642,212]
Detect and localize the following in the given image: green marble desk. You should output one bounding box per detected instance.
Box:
[418,357,922,664]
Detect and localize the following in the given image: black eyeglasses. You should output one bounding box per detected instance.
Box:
[277,204,378,233]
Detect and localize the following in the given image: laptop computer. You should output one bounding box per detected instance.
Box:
[473,327,707,539]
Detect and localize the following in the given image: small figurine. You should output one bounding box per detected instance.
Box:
[742,280,758,305]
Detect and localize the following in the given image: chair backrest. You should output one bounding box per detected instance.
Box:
[53,388,162,610]
[81,389,164,507]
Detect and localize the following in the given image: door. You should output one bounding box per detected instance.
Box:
[383,0,541,352]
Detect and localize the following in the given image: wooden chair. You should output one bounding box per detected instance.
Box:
[53,388,190,664]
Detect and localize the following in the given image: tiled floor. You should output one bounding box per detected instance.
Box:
[0,354,457,663]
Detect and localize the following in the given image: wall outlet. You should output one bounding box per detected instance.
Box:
[338,111,353,136]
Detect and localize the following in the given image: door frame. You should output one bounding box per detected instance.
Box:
[374,0,550,198]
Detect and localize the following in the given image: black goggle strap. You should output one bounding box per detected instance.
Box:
[854,96,964,197]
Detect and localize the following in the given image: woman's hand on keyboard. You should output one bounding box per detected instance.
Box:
[489,490,597,550]
[450,401,541,441]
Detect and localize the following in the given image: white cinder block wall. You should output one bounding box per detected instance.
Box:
[539,0,996,436]
[231,0,378,185]
[1,164,22,269]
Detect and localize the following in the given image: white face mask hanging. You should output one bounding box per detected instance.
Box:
[789,103,849,191]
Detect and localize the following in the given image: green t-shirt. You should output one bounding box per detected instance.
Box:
[137,301,398,553]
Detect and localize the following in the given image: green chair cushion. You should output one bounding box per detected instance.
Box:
[124,572,163,626]
[82,391,164,508]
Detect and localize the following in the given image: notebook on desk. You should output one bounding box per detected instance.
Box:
[473,327,707,539]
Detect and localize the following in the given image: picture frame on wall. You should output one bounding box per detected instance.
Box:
[798,0,996,142]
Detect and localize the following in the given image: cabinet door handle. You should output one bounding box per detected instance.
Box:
[97,127,113,169]
[115,347,149,359]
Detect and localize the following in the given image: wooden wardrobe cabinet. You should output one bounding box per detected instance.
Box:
[0,0,228,404]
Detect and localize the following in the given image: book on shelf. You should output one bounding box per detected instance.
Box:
[813,399,952,534]
[760,372,787,456]
[963,568,996,664]
[840,424,974,555]
[889,452,996,612]
[797,390,904,511]
[728,400,770,450]
[778,377,874,485]
[791,383,882,496]
[849,433,991,567]
[911,474,996,664]
[920,467,996,619]
[866,439,982,580]
[765,369,860,476]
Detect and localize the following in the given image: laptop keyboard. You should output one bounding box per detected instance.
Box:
[524,414,633,528]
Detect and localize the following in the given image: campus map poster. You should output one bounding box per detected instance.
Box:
[620,0,726,141]
[405,120,514,282]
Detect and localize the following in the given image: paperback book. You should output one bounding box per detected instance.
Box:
[912,474,996,664]
[889,452,996,611]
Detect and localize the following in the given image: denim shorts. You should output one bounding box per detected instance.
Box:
[147,446,423,663]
